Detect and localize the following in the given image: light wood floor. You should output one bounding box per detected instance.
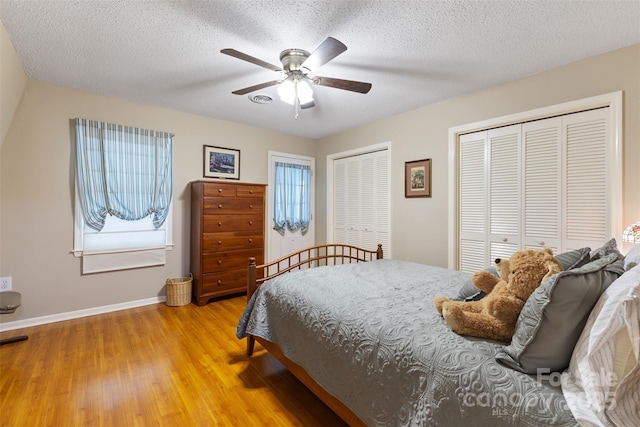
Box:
[0,296,348,427]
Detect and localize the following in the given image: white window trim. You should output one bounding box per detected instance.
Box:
[447,91,623,269]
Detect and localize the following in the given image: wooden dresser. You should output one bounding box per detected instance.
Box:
[190,181,266,306]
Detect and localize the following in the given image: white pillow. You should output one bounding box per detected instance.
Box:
[624,243,640,271]
[561,264,640,427]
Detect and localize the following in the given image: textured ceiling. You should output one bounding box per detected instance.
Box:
[1,0,639,139]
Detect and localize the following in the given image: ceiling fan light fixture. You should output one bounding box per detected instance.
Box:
[296,79,314,104]
[277,75,314,105]
[277,77,296,105]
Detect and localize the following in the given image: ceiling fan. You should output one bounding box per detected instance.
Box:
[221,37,372,118]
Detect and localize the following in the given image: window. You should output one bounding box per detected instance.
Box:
[73,118,173,274]
[273,161,311,236]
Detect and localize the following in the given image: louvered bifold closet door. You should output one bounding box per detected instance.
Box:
[455,103,616,270]
[522,117,562,253]
[488,125,521,262]
[332,150,390,256]
[562,108,610,251]
[372,152,390,256]
[360,155,376,251]
[458,131,487,272]
[333,160,347,244]
[346,157,360,245]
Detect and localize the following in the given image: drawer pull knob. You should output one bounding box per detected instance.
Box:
[217,260,222,265]
[217,240,222,245]
[249,221,253,225]
[218,204,223,209]
[217,280,222,285]
[249,204,253,208]
[250,190,254,194]
[218,222,222,226]
[248,238,253,243]
[218,188,223,193]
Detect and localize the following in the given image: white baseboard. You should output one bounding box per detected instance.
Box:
[0,296,167,332]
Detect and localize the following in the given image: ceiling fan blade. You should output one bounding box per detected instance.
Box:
[314,76,372,94]
[221,48,282,72]
[301,37,347,72]
[231,80,281,95]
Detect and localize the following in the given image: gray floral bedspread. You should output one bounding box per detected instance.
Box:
[237,259,578,426]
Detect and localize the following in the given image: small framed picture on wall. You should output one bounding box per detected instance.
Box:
[203,145,240,180]
[405,158,431,198]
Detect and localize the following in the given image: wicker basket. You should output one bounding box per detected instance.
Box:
[166,273,193,306]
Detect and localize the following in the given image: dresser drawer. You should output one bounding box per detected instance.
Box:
[202,268,246,294]
[203,197,263,214]
[203,215,263,233]
[203,232,263,251]
[237,185,265,198]
[202,249,262,273]
[203,183,236,197]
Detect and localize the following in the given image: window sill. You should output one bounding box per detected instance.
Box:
[72,245,174,274]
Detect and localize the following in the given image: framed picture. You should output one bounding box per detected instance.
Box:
[203,145,240,180]
[405,158,431,198]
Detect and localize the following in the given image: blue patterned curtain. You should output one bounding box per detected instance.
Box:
[75,118,173,231]
[273,162,311,236]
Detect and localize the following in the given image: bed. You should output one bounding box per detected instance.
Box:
[237,243,640,426]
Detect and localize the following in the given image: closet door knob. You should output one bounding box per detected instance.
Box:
[537,240,545,245]
[501,237,508,242]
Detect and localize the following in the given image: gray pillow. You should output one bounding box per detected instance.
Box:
[495,253,625,374]
[555,247,591,270]
[455,265,497,301]
[590,238,624,262]
[624,243,640,271]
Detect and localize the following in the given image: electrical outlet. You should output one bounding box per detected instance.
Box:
[0,277,12,291]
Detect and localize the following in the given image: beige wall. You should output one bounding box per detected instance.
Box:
[0,81,315,322]
[0,21,28,275]
[316,43,640,266]
[2,37,638,324]
[0,21,27,146]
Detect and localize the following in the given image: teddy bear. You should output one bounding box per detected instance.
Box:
[433,248,562,342]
